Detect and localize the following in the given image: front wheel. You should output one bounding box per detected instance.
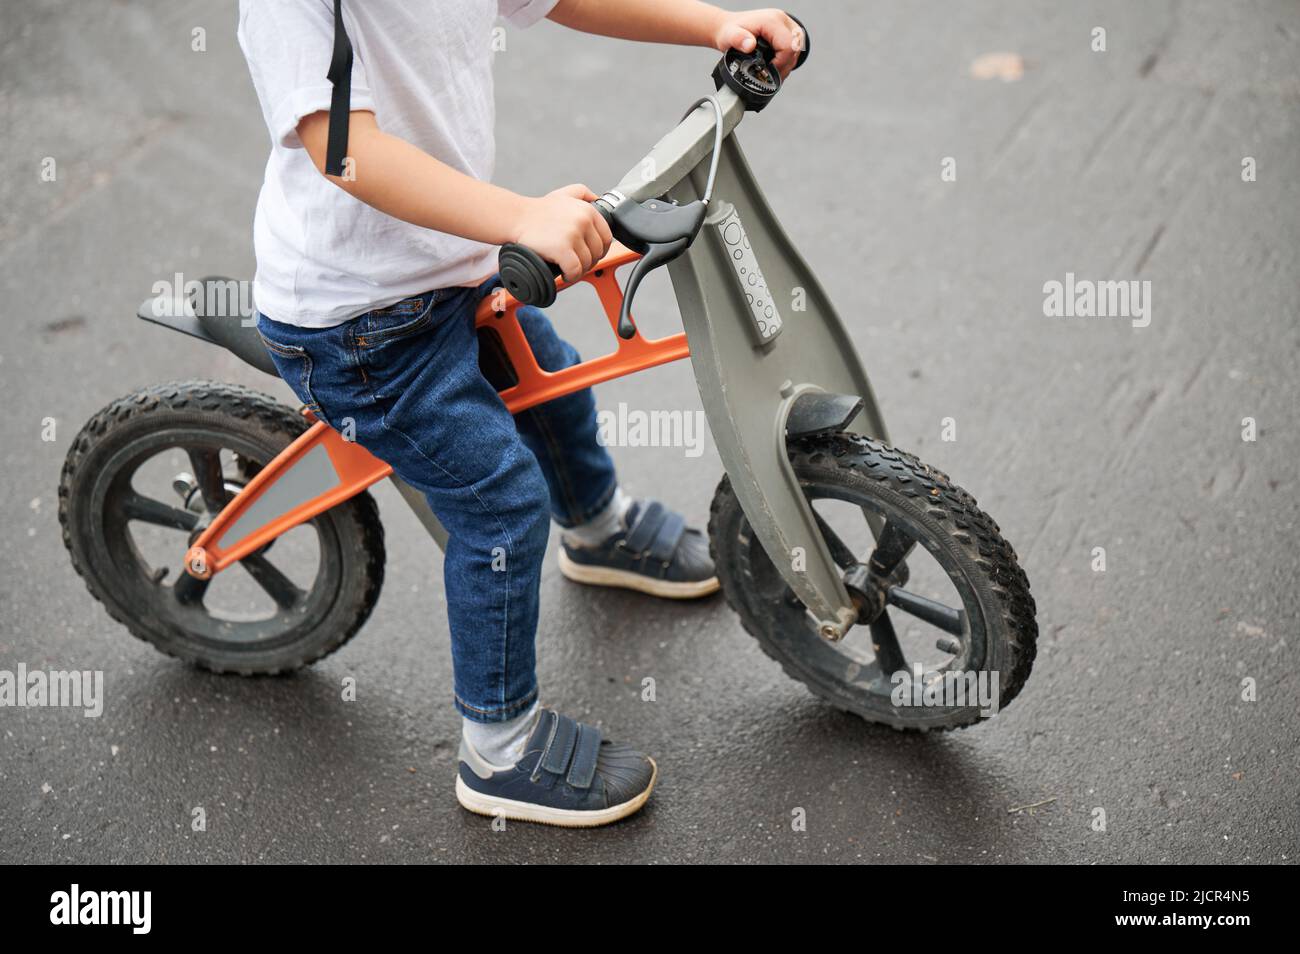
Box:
[709,432,1037,730]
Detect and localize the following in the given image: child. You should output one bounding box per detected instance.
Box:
[238,0,802,827]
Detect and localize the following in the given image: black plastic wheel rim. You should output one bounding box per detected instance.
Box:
[736,479,991,702]
[90,426,345,654]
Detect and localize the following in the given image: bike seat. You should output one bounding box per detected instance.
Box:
[137,276,279,377]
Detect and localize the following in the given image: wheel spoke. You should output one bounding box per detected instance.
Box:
[812,510,858,568]
[867,519,911,578]
[187,448,227,512]
[869,609,907,678]
[887,587,964,636]
[122,492,199,531]
[172,571,209,605]
[241,554,303,609]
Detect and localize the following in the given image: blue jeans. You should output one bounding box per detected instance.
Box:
[256,277,618,723]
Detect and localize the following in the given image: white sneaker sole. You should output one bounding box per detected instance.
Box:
[455,758,658,828]
[558,549,720,599]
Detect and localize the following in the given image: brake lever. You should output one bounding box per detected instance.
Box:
[616,237,689,338]
[596,191,706,339]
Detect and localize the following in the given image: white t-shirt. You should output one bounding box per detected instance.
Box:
[237,0,558,327]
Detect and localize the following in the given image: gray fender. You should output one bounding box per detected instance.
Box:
[785,390,865,439]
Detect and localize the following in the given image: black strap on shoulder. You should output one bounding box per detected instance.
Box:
[324,0,352,176]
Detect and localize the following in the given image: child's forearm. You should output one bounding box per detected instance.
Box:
[297,109,612,281]
[298,110,527,246]
[547,1,802,74]
[547,0,728,49]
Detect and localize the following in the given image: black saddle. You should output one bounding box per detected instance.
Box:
[136,275,278,376]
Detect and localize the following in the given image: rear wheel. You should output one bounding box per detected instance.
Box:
[709,432,1037,730]
[58,381,385,674]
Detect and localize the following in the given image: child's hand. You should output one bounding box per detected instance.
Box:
[711,8,804,78]
[512,184,614,282]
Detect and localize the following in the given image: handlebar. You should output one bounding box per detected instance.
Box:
[497,242,566,309]
[496,15,811,337]
[751,13,811,72]
[500,193,706,339]
[497,196,616,310]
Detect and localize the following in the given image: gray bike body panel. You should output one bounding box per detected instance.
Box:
[665,134,888,634]
[403,88,888,632]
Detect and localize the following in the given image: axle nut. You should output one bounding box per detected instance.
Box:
[184,546,211,580]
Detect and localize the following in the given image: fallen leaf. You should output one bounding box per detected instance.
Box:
[971,52,1025,82]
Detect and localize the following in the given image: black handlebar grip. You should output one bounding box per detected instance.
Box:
[498,202,614,306]
[498,243,561,308]
[788,14,811,70]
[752,15,810,72]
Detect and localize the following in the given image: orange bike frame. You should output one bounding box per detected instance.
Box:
[183,248,689,580]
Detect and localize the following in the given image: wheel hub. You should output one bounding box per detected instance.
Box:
[842,563,889,625]
[172,471,265,552]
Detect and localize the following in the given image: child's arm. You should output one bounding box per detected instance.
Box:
[547,1,804,76]
[294,3,800,284]
[296,110,612,283]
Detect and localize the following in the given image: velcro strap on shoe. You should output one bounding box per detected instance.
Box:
[624,501,668,555]
[648,512,685,563]
[566,722,602,790]
[540,712,579,775]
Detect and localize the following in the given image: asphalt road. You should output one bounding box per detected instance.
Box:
[1,0,1297,864]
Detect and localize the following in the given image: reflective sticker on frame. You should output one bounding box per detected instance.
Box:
[714,207,783,342]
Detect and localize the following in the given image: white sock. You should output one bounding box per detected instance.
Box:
[462,700,541,768]
[562,487,632,549]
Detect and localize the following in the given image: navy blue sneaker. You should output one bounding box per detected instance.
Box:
[558,499,719,599]
[456,709,657,827]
